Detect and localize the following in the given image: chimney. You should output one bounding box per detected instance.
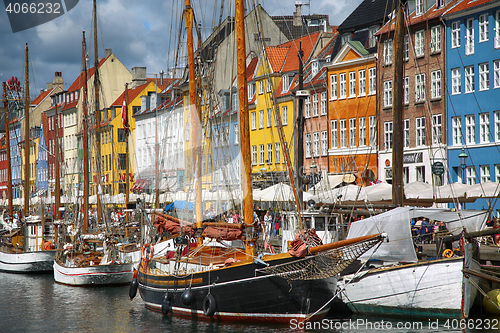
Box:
[132,67,147,89]
[104,48,112,58]
[160,70,165,86]
[47,71,63,90]
[150,93,157,111]
[293,1,302,27]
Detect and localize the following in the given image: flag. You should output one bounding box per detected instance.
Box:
[122,95,129,130]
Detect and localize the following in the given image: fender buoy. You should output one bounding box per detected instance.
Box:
[129,278,138,299]
[141,243,154,263]
[181,289,195,305]
[443,249,453,258]
[203,294,216,316]
[161,294,171,314]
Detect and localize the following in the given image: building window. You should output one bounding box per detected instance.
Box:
[306,134,312,158]
[465,65,475,93]
[451,21,460,48]
[282,106,288,126]
[252,145,257,165]
[260,144,265,164]
[305,96,311,118]
[321,131,328,155]
[404,35,409,61]
[495,111,500,142]
[415,30,425,57]
[340,119,347,148]
[495,60,500,88]
[233,124,239,145]
[339,73,347,98]
[259,110,264,129]
[369,115,376,147]
[452,68,461,95]
[467,166,476,185]
[313,132,320,157]
[416,166,425,183]
[266,78,272,93]
[359,117,366,147]
[117,128,126,142]
[384,80,393,107]
[384,39,393,65]
[481,165,491,183]
[416,117,426,146]
[358,70,366,96]
[415,0,424,15]
[496,165,500,183]
[432,114,442,145]
[404,77,409,104]
[349,118,356,147]
[496,11,500,48]
[466,114,475,144]
[251,112,256,130]
[369,68,376,95]
[282,75,291,92]
[415,74,425,102]
[384,121,393,150]
[267,143,273,164]
[267,108,272,127]
[312,94,319,117]
[320,92,327,115]
[275,143,280,164]
[330,74,337,99]
[258,81,263,94]
[480,112,490,143]
[431,70,441,99]
[349,72,356,97]
[118,154,126,170]
[466,18,474,55]
[431,26,441,53]
[331,120,338,148]
[247,82,255,100]
[479,63,489,91]
[311,62,319,76]
[436,0,444,9]
[404,119,410,148]
[479,14,489,43]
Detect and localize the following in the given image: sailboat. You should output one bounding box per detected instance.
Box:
[52,17,133,285]
[132,0,385,323]
[0,45,56,273]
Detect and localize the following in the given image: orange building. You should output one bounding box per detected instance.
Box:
[326,41,378,185]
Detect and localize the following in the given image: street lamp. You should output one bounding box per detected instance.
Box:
[458,147,468,184]
[310,160,317,195]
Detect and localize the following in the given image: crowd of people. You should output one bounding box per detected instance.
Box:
[411,217,449,244]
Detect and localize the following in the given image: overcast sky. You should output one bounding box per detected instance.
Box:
[0,0,361,99]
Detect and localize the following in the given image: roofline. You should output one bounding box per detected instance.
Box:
[443,1,499,20]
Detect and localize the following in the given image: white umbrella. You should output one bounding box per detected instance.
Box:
[466,181,500,198]
[312,184,367,204]
[404,181,432,198]
[365,182,393,201]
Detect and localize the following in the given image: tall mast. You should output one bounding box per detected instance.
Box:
[82,31,90,232]
[392,0,406,206]
[2,82,13,222]
[124,83,130,218]
[93,0,102,224]
[296,42,305,211]
[24,44,30,217]
[55,92,61,219]
[184,0,203,245]
[236,0,256,258]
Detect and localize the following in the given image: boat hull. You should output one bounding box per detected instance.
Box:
[339,257,480,318]
[138,257,336,323]
[0,250,55,273]
[54,260,134,286]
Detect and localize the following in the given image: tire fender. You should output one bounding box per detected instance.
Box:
[203,294,216,316]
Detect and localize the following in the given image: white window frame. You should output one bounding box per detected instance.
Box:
[282,106,288,126]
[496,165,500,183]
[416,117,426,147]
[384,39,393,65]
[369,68,376,95]
[431,70,441,99]
[349,118,356,147]
[330,74,337,99]
[452,68,461,95]
[358,70,366,96]
[305,133,312,158]
[481,165,491,183]
[359,117,366,147]
[267,143,273,164]
[275,143,280,164]
[305,96,311,118]
[321,131,328,156]
[247,82,255,101]
[415,30,425,57]
[495,111,500,142]
[251,112,256,130]
[384,121,393,150]
[416,0,424,16]
[258,81,263,94]
[252,145,257,165]
[320,91,327,115]
[312,93,319,117]
[452,21,460,48]
[496,10,500,48]
[431,26,441,53]
[267,108,272,128]
[260,144,265,164]
[404,34,409,61]
[313,132,320,157]
[331,120,338,148]
[340,119,347,148]
[453,116,462,146]
[339,73,347,98]
[432,114,442,145]
[465,65,475,93]
[466,18,474,55]
[480,112,490,143]
[404,119,410,148]
[495,60,500,88]
[404,76,409,104]
[466,114,476,144]
[266,78,272,93]
[479,62,489,91]
[467,166,476,185]
[479,14,489,43]
[384,80,393,107]
[259,110,264,129]
[349,71,356,97]
[415,74,425,102]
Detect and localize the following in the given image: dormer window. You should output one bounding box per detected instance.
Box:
[282,74,292,93]
[368,26,379,48]
[308,19,321,26]
[341,34,351,46]
[416,0,424,15]
[311,62,319,77]
[436,0,444,9]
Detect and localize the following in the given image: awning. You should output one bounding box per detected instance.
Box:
[307,174,356,194]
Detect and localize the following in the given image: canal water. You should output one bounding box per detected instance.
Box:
[0,272,498,332]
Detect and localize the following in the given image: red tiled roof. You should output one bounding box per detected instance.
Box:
[31,88,53,106]
[280,31,321,73]
[266,46,290,73]
[246,57,258,81]
[110,78,168,107]
[444,0,496,16]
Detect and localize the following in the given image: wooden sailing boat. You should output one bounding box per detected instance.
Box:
[0,44,56,272]
[132,0,385,323]
[52,23,133,285]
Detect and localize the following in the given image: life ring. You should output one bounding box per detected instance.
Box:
[203,294,216,316]
[443,249,453,258]
[141,243,154,262]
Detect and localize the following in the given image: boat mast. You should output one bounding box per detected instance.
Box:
[93,0,103,225]
[124,83,130,219]
[391,0,406,207]
[296,42,305,213]
[82,31,90,232]
[55,92,61,219]
[2,82,13,222]
[24,44,30,217]
[184,0,203,245]
[236,0,256,258]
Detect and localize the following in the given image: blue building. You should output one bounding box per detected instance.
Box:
[36,117,48,195]
[444,0,500,214]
